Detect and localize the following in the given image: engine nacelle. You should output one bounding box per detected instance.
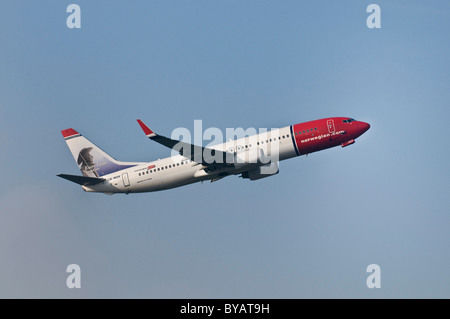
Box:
[241,162,279,181]
[233,148,269,169]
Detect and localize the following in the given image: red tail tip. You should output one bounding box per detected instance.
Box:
[61,128,79,138]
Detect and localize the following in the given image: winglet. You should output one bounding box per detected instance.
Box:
[137,119,157,138]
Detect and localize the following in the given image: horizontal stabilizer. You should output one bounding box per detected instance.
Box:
[57,174,105,186]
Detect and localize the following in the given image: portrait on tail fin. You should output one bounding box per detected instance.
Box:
[77,147,100,177]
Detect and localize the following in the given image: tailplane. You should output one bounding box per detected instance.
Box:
[61,128,140,177]
[57,174,104,186]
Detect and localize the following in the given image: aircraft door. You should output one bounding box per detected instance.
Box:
[327,119,335,133]
[122,173,130,187]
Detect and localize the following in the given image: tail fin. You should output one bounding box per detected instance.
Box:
[61,128,139,177]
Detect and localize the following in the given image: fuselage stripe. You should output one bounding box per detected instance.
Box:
[290,125,300,156]
[64,134,81,140]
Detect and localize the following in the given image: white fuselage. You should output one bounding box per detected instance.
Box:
[82,126,297,194]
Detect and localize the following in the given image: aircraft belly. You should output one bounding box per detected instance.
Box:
[131,168,198,193]
[278,142,297,161]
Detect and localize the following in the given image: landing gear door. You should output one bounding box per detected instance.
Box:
[327,119,335,133]
[122,173,130,187]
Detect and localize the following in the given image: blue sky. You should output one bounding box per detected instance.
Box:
[0,1,449,298]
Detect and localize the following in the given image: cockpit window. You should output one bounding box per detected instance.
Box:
[343,118,356,123]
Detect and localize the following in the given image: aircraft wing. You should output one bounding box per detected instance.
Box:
[137,119,233,169]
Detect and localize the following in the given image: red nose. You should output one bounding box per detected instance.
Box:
[359,121,370,133]
[354,121,370,137]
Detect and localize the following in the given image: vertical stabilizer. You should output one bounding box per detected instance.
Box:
[61,128,140,177]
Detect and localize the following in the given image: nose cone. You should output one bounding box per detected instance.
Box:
[355,121,370,137]
[359,121,370,133]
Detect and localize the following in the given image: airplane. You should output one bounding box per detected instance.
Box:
[58,117,370,194]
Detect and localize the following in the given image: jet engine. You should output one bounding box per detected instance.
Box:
[233,148,269,169]
[241,162,279,181]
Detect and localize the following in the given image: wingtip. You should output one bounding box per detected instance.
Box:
[137,119,156,137]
